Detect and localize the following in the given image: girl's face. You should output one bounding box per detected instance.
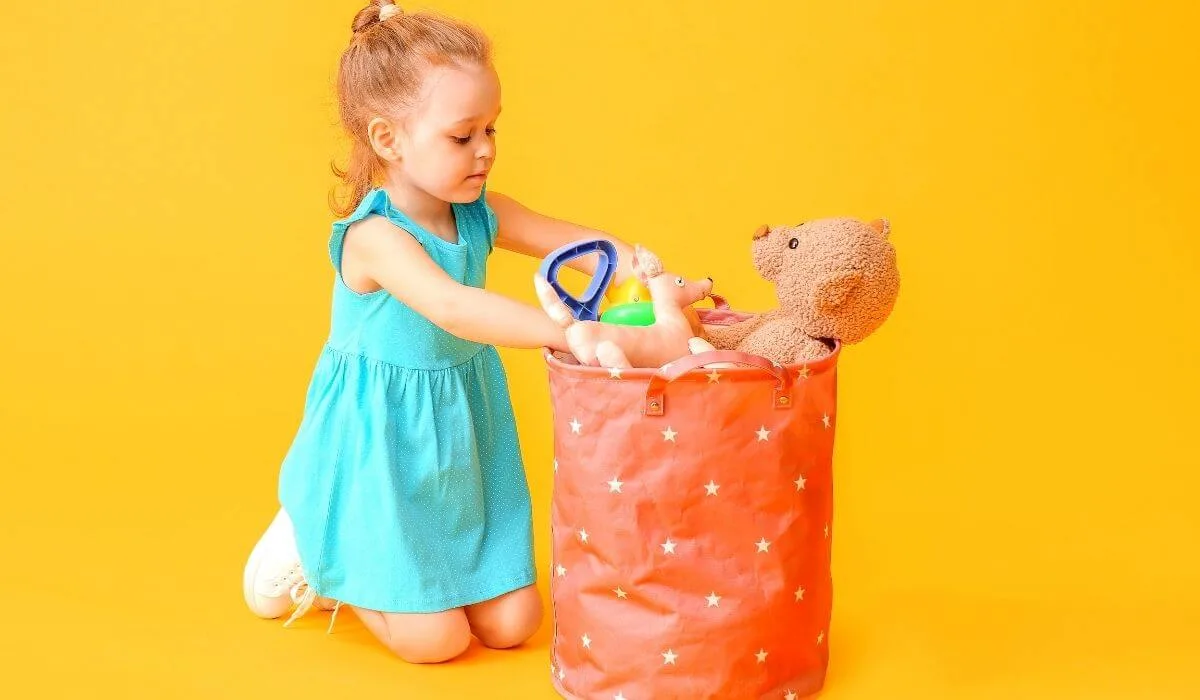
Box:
[392,62,501,204]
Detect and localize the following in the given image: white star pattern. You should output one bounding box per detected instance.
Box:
[582,634,592,649]
[704,480,720,496]
[613,586,628,599]
[662,426,678,442]
[822,413,832,429]
[570,417,582,434]
[755,648,768,663]
[795,586,805,601]
[554,459,559,472]
[556,564,567,577]
[609,366,623,379]
[817,630,825,645]
[796,366,811,380]
[786,692,799,700]
[608,477,624,493]
[794,474,807,491]
[756,425,771,441]
[824,522,830,538]
[662,649,678,665]
[661,538,677,555]
[579,529,589,544]
[706,592,721,607]
[756,538,771,553]
[707,369,721,383]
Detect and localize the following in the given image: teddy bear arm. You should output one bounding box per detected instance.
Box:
[736,318,827,365]
[700,316,767,351]
[793,336,835,363]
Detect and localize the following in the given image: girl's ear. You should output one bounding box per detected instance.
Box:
[367,116,402,162]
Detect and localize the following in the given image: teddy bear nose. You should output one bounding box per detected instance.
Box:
[752,224,770,240]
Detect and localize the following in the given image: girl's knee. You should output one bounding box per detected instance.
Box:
[470,586,544,650]
[384,611,471,664]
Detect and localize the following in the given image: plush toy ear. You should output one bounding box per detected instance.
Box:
[633,244,663,283]
[868,218,890,237]
[815,270,864,314]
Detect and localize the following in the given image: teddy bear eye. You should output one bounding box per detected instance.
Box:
[674,276,685,287]
[788,238,799,249]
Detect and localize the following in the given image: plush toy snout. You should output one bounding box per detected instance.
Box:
[750,225,784,282]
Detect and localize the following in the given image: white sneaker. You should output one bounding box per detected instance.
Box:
[243,508,339,621]
[243,508,305,618]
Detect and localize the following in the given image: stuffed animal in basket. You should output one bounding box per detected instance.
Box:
[535,245,714,368]
[702,217,900,364]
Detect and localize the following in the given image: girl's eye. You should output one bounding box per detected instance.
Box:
[453,128,496,145]
[675,277,685,287]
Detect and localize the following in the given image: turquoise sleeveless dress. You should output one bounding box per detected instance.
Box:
[277,187,536,614]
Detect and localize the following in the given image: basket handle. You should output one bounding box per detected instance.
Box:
[644,350,793,416]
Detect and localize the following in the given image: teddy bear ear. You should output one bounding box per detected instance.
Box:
[753,224,771,240]
[868,218,890,237]
[816,270,864,314]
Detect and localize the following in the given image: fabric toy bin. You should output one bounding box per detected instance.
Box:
[543,306,842,700]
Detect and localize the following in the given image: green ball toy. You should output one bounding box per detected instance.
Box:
[600,301,656,326]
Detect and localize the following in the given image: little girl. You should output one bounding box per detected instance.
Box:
[243,1,640,664]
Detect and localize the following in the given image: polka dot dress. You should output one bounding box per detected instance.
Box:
[277,187,535,613]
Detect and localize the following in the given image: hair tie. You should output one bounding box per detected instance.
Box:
[379,3,402,21]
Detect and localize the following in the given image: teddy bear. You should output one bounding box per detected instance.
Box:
[535,244,714,368]
[700,217,900,364]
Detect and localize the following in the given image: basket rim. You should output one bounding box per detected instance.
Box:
[542,339,842,379]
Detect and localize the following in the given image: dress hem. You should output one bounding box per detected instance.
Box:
[312,569,538,615]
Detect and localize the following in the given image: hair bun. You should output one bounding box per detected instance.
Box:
[379,3,403,21]
[351,1,401,33]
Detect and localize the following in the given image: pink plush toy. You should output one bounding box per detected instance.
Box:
[535,245,714,369]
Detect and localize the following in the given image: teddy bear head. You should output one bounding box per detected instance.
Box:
[750,217,899,344]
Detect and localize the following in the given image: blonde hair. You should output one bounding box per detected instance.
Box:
[330,1,493,217]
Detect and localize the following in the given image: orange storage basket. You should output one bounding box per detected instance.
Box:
[545,304,841,700]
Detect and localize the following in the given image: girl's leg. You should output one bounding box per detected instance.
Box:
[465,584,543,650]
[350,606,472,664]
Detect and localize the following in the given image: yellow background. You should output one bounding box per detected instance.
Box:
[2,0,1197,697]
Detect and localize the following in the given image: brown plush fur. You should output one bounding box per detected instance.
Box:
[703,218,900,364]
